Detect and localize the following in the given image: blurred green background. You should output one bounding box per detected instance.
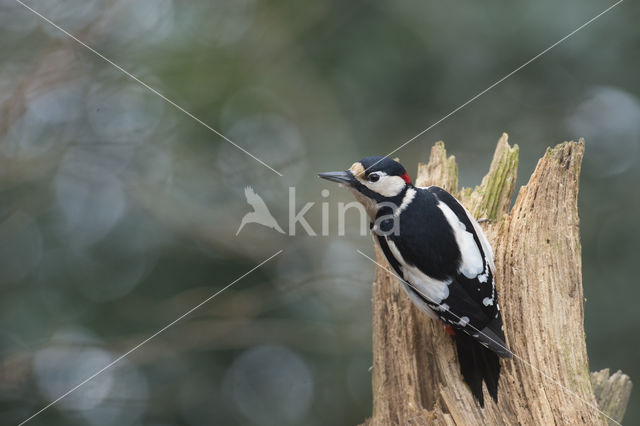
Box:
[1,0,638,425]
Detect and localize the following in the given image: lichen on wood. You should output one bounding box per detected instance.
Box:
[362,134,631,426]
[459,133,519,221]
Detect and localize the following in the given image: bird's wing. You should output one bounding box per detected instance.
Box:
[373,232,404,278]
[380,186,509,355]
[462,204,496,274]
[424,186,494,286]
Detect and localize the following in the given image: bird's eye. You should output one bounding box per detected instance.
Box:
[368,173,380,182]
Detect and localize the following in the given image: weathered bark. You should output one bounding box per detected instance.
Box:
[591,369,633,426]
[364,134,632,425]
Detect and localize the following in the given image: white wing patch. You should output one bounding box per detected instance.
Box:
[477,261,490,283]
[436,303,449,312]
[437,202,484,279]
[387,238,452,304]
[457,316,470,327]
[401,282,439,319]
[461,205,496,274]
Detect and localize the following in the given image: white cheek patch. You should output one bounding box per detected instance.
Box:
[437,202,484,279]
[363,174,406,197]
[387,239,452,304]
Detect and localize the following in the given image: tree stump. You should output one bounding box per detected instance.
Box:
[363,134,632,425]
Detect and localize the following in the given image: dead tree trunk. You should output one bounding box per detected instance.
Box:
[363,134,632,425]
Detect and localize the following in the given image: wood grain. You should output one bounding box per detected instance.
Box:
[362,134,632,425]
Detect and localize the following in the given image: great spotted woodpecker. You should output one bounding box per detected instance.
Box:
[319,156,513,407]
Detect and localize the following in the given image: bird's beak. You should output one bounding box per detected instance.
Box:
[318,170,355,186]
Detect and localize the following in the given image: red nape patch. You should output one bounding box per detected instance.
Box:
[401,172,411,184]
[444,325,456,336]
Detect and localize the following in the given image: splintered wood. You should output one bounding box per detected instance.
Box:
[362,134,631,426]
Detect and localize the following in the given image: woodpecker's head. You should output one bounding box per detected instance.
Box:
[319,156,412,216]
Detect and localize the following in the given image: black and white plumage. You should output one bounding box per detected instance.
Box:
[319,156,513,407]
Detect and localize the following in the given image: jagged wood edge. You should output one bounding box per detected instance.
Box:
[420,136,629,422]
[414,133,519,221]
[591,369,633,425]
[363,134,631,425]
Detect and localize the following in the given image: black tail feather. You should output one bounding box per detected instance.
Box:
[454,332,501,407]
